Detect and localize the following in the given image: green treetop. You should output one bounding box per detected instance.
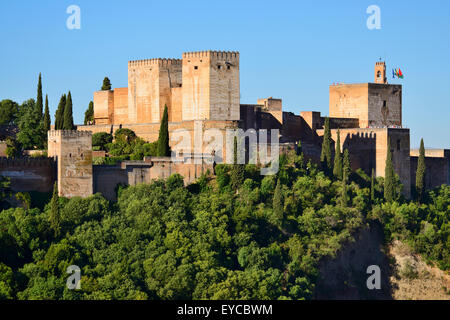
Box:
[333,129,343,180]
[415,138,426,202]
[343,148,351,184]
[49,182,61,237]
[43,94,51,132]
[84,101,94,125]
[36,73,43,118]
[54,94,66,130]
[101,77,112,90]
[321,117,333,174]
[230,136,245,192]
[62,91,74,130]
[157,105,170,156]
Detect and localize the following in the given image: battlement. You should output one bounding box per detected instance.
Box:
[48,130,92,138]
[128,58,182,67]
[375,61,385,66]
[182,50,239,60]
[0,157,54,168]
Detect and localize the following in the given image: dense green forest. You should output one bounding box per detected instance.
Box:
[0,148,448,300]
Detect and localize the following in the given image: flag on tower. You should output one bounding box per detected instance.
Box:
[392,68,405,79]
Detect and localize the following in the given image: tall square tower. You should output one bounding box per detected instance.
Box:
[48,130,93,198]
[329,62,402,128]
[182,51,240,121]
[127,58,182,124]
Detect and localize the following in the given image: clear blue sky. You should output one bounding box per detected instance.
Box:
[1,0,449,148]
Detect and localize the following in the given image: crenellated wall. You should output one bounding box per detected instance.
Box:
[316,127,411,198]
[0,157,55,192]
[93,157,214,200]
[410,149,450,190]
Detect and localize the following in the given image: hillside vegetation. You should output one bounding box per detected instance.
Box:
[0,149,448,300]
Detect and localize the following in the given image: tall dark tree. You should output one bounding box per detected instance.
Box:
[333,129,343,180]
[49,182,61,237]
[55,94,66,130]
[343,148,351,183]
[416,138,426,202]
[101,77,112,90]
[384,140,395,203]
[43,95,51,132]
[371,168,375,203]
[0,99,19,125]
[62,91,74,130]
[36,73,43,118]
[230,136,245,192]
[17,99,42,150]
[272,179,283,225]
[340,173,348,207]
[320,117,332,174]
[84,101,94,125]
[157,105,169,156]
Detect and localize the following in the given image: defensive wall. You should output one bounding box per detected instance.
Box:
[316,127,411,198]
[93,156,215,200]
[410,149,450,190]
[0,157,55,193]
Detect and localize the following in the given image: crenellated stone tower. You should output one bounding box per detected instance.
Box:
[182,51,240,121]
[93,50,240,126]
[127,58,183,124]
[48,130,93,198]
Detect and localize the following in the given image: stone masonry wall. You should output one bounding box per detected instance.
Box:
[0,158,55,193]
[48,130,93,198]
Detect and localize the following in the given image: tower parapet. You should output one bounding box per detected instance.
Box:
[128,58,182,67]
[182,50,239,60]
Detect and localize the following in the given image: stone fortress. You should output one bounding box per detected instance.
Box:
[1,51,449,200]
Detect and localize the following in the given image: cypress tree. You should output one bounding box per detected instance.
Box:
[371,168,375,203]
[320,117,332,174]
[273,179,283,225]
[416,138,426,202]
[55,94,66,130]
[384,140,395,203]
[340,172,348,206]
[43,94,51,131]
[157,105,169,156]
[101,77,112,90]
[343,148,351,183]
[36,73,43,118]
[230,136,245,192]
[49,182,61,237]
[63,91,74,130]
[333,129,343,180]
[84,101,94,125]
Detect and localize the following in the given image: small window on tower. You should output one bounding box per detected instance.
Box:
[397,139,401,150]
[194,66,198,70]
[218,65,222,70]
[377,71,381,78]
[383,100,387,107]
[227,65,231,70]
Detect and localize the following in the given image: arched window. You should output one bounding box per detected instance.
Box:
[377,71,381,78]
